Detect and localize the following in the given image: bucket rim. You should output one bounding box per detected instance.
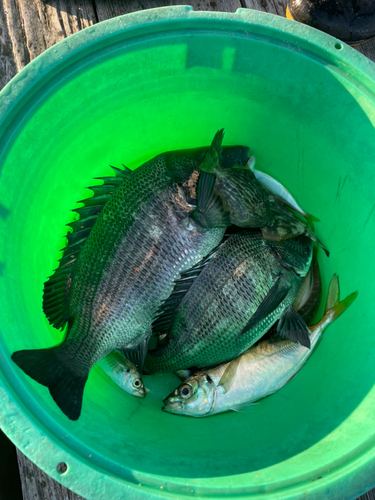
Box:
[0,6,374,500]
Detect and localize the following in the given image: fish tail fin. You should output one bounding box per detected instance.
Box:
[12,346,88,420]
[323,274,358,322]
[324,273,340,313]
[305,213,320,230]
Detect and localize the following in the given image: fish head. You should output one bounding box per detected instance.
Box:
[262,196,308,242]
[221,146,250,170]
[269,235,313,277]
[119,365,146,398]
[162,374,216,416]
[215,166,273,228]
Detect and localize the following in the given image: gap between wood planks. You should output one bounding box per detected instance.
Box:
[0,1,375,500]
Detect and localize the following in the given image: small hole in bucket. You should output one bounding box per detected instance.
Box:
[335,42,343,50]
[57,462,68,474]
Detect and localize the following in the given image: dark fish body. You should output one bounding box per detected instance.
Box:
[163,276,358,418]
[214,167,273,227]
[262,196,329,256]
[262,251,322,342]
[12,143,249,420]
[64,166,224,367]
[292,252,322,325]
[145,230,312,374]
[193,134,273,229]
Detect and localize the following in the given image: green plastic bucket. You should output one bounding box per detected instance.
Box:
[0,6,374,500]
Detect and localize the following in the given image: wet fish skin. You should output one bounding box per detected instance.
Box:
[163,275,358,417]
[13,139,250,420]
[252,165,319,228]
[145,230,312,374]
[196,131,274,229]
[255,251,321,344]
[293,252,322,325]
[99,351,145,398]
[214,167,273,227]
[262,195,329,257]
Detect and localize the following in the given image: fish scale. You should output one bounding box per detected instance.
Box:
[12,145,237,420]
[163,275,358,417]
[64,175,225,367]
[146,230,311,373]
[11,133,273,420]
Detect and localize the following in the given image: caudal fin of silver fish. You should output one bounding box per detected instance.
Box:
[12,345,88,421]
[323,274,358,320]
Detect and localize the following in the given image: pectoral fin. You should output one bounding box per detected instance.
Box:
[120,336,150,370]
[237,276,290,338]
[277,307,311,348]
[218,356,242,393]
[193,190,230,228]
[197,171,216,212]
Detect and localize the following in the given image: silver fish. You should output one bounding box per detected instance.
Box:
[99,351,145,398]
[163,275,357,417]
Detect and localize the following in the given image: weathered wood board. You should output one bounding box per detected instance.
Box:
[1,0,375,499]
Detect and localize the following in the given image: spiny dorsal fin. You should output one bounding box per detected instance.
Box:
[152,241,224,337]
[42,164,132,330]
[199,129,224,173]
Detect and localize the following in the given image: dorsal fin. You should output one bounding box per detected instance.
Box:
[42,165,132,330]
[152,238,226,337]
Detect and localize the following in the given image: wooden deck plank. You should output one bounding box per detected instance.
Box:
[17,451,85,500]
[93,0,241,20]
[0,1,375,499]
[0,2,17,90]
[0,0,96,82]
[243,0,287,16]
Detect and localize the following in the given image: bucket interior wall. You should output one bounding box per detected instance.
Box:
[1,17,375,497]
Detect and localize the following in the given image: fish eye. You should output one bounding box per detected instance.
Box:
[133,378,142,388]
[179,384,192,398]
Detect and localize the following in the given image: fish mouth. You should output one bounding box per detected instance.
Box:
[133,390,146,399]
[162,398,183,413]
